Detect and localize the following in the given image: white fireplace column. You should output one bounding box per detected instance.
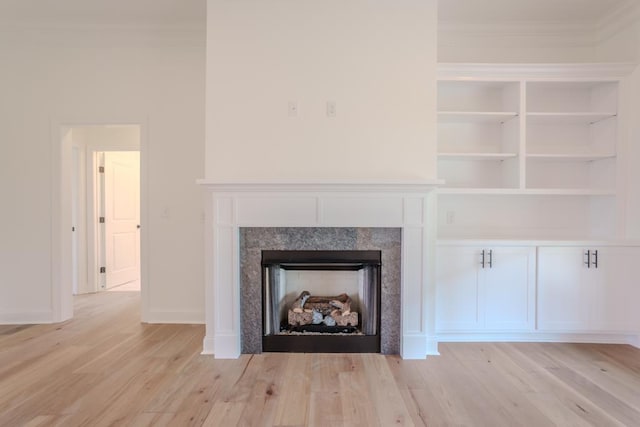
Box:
[197,181,441,359]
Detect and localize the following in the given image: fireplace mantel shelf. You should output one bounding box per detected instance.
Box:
[196,179,444,193]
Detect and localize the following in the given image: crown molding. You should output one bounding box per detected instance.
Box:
[437,62,637,80]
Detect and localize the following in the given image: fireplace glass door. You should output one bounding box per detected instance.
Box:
[262,250,381,353]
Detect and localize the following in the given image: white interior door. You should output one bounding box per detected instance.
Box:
[104,151,140,289]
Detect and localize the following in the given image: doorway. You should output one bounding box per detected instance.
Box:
[54,122,146,322]
[66,125,141,296]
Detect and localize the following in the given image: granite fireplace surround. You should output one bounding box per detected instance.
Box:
[240,227,401,354]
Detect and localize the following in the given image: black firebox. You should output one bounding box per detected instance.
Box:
[261,250,381,353]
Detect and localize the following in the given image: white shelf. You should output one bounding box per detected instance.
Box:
[436,65,626,241]
[438,111,519,123]
[526,153,616,162]
[527,112,616,124]
[438,152,518,161]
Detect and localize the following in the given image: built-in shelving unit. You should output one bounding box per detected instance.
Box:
[437,80,520,191]
[437,64,633,240]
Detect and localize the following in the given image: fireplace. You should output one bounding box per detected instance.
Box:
[239,227,400,354]
[262,250,381,353]
[198,181,440,359]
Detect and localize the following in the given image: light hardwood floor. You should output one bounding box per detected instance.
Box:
[1,292,640,426]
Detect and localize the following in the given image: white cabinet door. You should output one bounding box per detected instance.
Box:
[436,245,535,332]
[538,246,640,333]
[484,247,536,331]
[436,246,483,331]
[591,247,640,332]
[537,247,590,331]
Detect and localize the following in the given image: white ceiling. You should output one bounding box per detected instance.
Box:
[439,0,632,26]
[0,0,632,28]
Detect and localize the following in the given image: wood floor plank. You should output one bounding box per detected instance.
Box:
[337,355,382,427]
[482,343,595,427]
[509,342,627,426]
[308,354,349,426]
[1,291,640,427]
[447,343,555,426]
[363,354,415,426]
[236,353,289,426]
[272,353,312,426]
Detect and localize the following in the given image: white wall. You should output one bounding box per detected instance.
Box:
[438,24,597,63]
[205,0,438,181]
[73,126,141,151]
[596,19,640,239]
[0,27,206,323]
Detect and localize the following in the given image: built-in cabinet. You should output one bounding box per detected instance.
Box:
[434,64,639,346]
[437,243,640,342]
[436,245,535,333]
[437,64,633,241]
[537,246,640,333]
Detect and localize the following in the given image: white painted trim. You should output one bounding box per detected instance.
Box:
[51,125,73,322]
[139,122,150,323]
[436,332,639,346]
[437,63,636,81]
[199,182,440,359]
[401,334,429,359]
[202,335,215,355]
[86,150,100,294]
[426,336,440,356]
[437,239,640,247]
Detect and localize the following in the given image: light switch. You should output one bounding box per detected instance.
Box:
[446,211,455,224]
[288,101,298,117]
[326,101,336,117]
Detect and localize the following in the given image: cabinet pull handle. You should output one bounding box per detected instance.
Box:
[481,250,485,269]
[488,249,493,269]
[593,250,599,269]
[584,250,591,268]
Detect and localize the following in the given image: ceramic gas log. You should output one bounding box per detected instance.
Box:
[288,291,359,327]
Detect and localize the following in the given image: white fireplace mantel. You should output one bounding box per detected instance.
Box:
[198,180,442,359]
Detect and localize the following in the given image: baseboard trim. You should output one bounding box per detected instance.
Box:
[436,332,639,346]
[627,335,640,349]
[202,335,215,355]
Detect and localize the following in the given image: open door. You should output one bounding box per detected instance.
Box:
[103,152,140,289]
